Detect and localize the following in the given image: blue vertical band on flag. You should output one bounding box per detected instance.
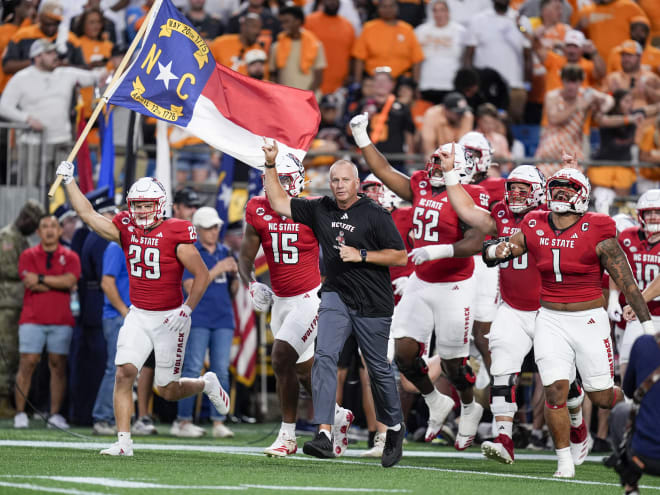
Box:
[108,0,214,127]
[215,153,235,239]
[97,106,115,198]
[247,166,263,200]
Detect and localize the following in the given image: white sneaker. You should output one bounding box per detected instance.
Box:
[212,423,234,438]
[93,421,117,435]
[14,412,28,429]
[360,432,386,458]
[170,420,206,438]
[47,414,69,429]
[100,440,133,456]
[203,372,230,415]
[264,430,298,457]
[332,407,354,457]
[425,394,455,442]
[553,460,575,478]
[455,402,484,450]
[132,415,157,436]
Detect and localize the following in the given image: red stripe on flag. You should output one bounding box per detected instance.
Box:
[201,63,320,151]
[230,282,257,387]
[76,117,94,194]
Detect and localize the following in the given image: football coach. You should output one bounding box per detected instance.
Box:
[261,139,407,467]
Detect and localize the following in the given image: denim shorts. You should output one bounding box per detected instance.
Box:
[19,324,73,355]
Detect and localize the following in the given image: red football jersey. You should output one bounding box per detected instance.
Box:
[491,201,541,311]
[618,227,660,316]
[390,206,414,282]
[245,196,321,297]
[479,177,506,208]
[521,211,615,304]
[113,211,196,311]
[410,170,489,283]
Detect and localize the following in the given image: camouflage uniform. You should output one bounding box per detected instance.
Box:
[0,201,43,416]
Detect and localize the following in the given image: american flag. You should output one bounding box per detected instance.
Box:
[230,281,257,387]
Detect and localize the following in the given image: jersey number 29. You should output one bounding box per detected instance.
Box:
[128,245,161,279]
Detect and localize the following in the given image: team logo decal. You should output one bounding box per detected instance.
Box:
[420,190,427,196]
[536,229,544,236]
[281,216,287,221]
[623,238,632,247]
[630,246,637,253]
[128,226,135,233]
[528,219,536,227]
[59,255,66,266]
[497,210,505,217]
[122,217,130,224]
[263,215,272,221]
[256,207,265,216]
[581,223,589,231]
[336,230,345,246]
[501,219,509,224]
[419,181,428,189]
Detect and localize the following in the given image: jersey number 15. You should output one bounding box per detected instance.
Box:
[270,233,299,264]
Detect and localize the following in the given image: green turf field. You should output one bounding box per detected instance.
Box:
[1,420,659,495]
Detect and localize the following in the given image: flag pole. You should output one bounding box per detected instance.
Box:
[48,0,161,198]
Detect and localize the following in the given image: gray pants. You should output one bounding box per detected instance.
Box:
[312,291,403,427]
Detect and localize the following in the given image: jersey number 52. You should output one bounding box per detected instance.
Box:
[128,245,161,279]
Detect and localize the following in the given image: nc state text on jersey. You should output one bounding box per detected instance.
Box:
[131,234,160,247]
[632,253,660,264]
[539,238,575,248]
[331,221,355,232]
[269,223,301,232]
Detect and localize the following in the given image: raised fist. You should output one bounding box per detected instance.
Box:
[349,113,371,148]
[56,161,75,185]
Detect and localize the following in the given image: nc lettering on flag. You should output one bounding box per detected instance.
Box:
[108,0,320,168]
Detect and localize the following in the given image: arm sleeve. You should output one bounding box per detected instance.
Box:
[102,242,125,278]
[290,197,319,228]
[373,208,405,251]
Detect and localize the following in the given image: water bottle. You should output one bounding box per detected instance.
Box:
[70,290,80,318]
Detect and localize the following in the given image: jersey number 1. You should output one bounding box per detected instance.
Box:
[551,248,563,282]
[128,245,161,279]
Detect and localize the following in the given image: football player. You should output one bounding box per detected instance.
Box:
[350,113,488,451]
[55,162,230,456]
[435,149,653,478]
[610,190,660,379]
[239,152,353,458]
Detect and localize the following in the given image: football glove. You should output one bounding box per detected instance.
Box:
[56,161,75,185]
[607,290,622,322]
[163,304,192,333]
[349,113,371,148]
[392,276,409,296]
[249,281,274,312]
[409,244,454,265]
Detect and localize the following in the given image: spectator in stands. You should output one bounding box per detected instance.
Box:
[245,48,267,80]
[535,65,613,176]
[576,0,648,61]
[172,129,213,185]
[0,0,36,94]
[2,1,85,76]
[396,76,430,131]
[607,17,660,76]
[453,68,487,112]
[603,40,660,110]
[0,201,43,419]
[69,0,118,47]
[475,103,511,159]
[14,215,80,430]
[640,0,660,48]
[352,0,425,84]
[351,67,416,173]
[173,187,202,222]
[638,113,660,191]
[210,13,266,77]
[186,0,223,42]
[204,0,239,21]
[519,0,573,26]
[308,94,351,169]
[227,0,280,51]
[415,0,466,105]
[464,0,532,123]
[269,5,325,93]
[589,89,660,211]
[172,207,238,438]
[54,206,79,247]
[304,0,355,95]
[421,91,473,156]
[439,0,491,28]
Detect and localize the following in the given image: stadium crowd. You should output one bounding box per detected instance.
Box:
[1,0,660,487]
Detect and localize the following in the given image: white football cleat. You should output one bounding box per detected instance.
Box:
[203,372,230,415]
[332,407,354,457]
[424,393,455,442]
[569,420,592,466]
[100,440,133,456]
[360,432,386,458]
[14,412,28,429]
[553,460,575,478]
[454,402,484,450]
[264,430,298,457]
[481,434,515,464]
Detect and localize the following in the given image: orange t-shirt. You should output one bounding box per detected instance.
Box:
[606,43,660,76]
[639,0,660,40]
[638,124,660,181]
[604,68,660,108]
[209,34,269,79]
[305,11,355,95]
[0,23,19,93]
[351,19,425,78]
[543,51,596,94]
[577,0,648,60]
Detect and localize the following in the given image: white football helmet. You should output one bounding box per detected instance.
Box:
[381,186,402,209]
[361,173,384,203]
[636,189,660,233]
[505,165,545,214]
[127,177,168,228]
[459,131,493,173]
[425,142,475,187]
[612,213,637,233]
[546,168,591,214]
[275,152,305,197]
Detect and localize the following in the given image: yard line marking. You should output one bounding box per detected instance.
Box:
[0,481,113,495]
[2,440,660,491]
[2,477,411,493]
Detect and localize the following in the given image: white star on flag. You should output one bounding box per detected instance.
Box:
[155,60,179,90]
[217,184,233,207]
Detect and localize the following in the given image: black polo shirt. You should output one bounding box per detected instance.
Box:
[291,194,405,317]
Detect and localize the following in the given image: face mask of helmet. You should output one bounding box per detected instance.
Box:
[506,182,533,214]
[636,189,660,234]
[127,178,167,228]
